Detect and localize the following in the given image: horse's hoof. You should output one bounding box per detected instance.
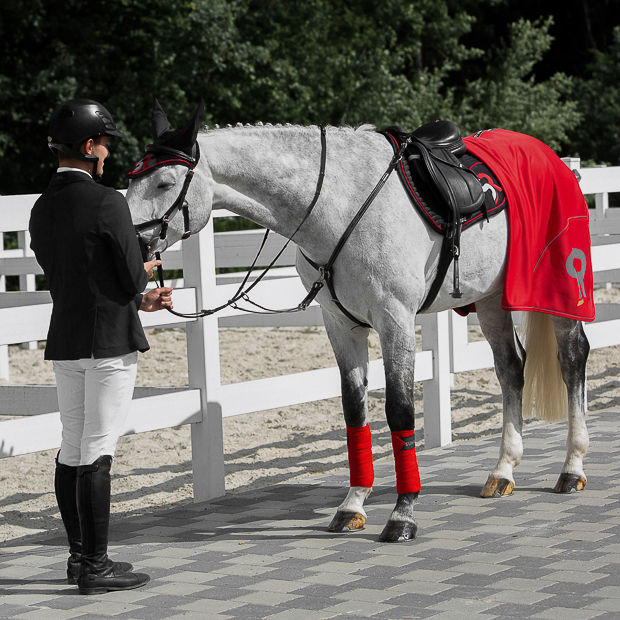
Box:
[378,519,418,543]
[328,511,366,532]
[554,473,586,493]
[480,477,514,498]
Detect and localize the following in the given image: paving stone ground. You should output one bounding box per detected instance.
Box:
[1,409,620,619]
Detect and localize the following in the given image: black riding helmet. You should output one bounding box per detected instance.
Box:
[48,99,125,179]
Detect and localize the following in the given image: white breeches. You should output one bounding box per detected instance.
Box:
[53,352,138,466]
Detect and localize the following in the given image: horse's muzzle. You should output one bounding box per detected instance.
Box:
[135,230,168,262]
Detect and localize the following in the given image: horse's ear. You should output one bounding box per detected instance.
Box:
[178,99,205,149]
[151,98,170,141]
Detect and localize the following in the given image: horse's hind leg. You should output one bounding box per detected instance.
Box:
[476,290,526,497]
[321,311,374,532]
[551,316,589,493]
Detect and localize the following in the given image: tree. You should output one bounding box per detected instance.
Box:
[568,25,620,165]
[0,0,247,193]
[0,0,608,194]
[452,18,581,151]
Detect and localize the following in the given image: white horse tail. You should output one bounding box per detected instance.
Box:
[522,311,568,422]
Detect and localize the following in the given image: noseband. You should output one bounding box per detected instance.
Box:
[133,143,200,256]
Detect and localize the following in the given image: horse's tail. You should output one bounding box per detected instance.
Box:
[522,311,568,422]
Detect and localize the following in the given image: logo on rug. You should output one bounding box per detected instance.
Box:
[566,248,587,306]
[478,173,503,204]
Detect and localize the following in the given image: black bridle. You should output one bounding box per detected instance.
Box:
[134,126,411,324]
[133,143,200,250]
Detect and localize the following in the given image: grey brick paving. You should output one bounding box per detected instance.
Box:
[2,409,620,619]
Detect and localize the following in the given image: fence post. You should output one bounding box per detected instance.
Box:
[17,231,38,351]
[0,233,8,381]
[183,221,226,502]
[419,311,452,448]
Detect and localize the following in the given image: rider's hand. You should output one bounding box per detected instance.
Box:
[144,259,162,279]
[140,287,173,312]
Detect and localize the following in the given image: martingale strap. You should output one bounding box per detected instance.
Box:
[299,133,413,328]
[143,124,409,325]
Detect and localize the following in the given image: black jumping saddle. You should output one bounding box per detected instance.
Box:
[381,121,505,311]
[400,120,484,216]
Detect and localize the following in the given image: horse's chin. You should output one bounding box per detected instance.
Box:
[145,236,169,258]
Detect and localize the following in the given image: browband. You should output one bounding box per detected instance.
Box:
[128,143,199,178]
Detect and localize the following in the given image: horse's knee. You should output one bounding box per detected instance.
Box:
[341,378,368,427]
[384,375,416,431]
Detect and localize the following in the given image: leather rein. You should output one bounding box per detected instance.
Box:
[135,127,411,324]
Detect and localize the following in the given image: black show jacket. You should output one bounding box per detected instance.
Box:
[29,171,150,360]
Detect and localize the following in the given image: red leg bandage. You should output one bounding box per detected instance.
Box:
[347,424,374,487]
[391,430,421,494]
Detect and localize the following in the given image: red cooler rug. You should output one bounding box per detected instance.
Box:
[463,129,595,322]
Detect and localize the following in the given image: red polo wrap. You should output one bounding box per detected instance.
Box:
[347,424,374,487]
[391,430,421,493]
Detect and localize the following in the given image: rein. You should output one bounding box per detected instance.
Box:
[147,126,328,320]
[140,127,410,324]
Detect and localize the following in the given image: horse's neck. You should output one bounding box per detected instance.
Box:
[200,126,328,239]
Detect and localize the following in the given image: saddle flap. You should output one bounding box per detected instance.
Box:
[409,143,484,215]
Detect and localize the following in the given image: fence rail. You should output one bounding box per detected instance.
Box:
[1,157,619,502]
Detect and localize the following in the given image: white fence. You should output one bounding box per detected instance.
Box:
[1,157,619,503]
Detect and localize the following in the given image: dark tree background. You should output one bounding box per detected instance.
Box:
[1,0,619,194]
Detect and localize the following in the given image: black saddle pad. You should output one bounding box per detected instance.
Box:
[382,128,507,234]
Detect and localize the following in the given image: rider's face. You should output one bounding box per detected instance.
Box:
[82,136,111,177]
[92,136,111,176]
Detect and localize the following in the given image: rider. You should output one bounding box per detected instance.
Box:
[29,98,173,595]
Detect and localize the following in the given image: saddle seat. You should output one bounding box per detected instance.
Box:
[410,119,466,156]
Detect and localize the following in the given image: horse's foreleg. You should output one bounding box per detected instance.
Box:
[551,317,589,493]
[477,291,525,497]
[321,311,373,532]
[376,319,420,542]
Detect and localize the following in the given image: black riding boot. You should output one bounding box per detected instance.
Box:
[54,454,82,584]
[55,454,133,585]
[76,455,149,595]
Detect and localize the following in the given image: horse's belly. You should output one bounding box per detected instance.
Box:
[425,210,508,313]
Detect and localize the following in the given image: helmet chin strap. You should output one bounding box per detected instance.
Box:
[82,140,102,182]
[92,160,102,183]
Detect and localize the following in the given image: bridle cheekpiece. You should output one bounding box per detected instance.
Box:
[130,141,200,253]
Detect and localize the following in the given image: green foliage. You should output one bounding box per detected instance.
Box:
[1,0,618,196]
[567,25,620,165]
[452,18,582,151]
[214,217,262,233]
[0,0,247,192]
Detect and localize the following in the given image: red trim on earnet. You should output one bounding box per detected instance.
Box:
[347,424,374,487]
[390,430,421,494]
[128,156,192,178]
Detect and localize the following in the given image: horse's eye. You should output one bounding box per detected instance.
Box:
[157,181,175,190]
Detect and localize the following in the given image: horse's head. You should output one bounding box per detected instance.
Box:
[127,98,212,258]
